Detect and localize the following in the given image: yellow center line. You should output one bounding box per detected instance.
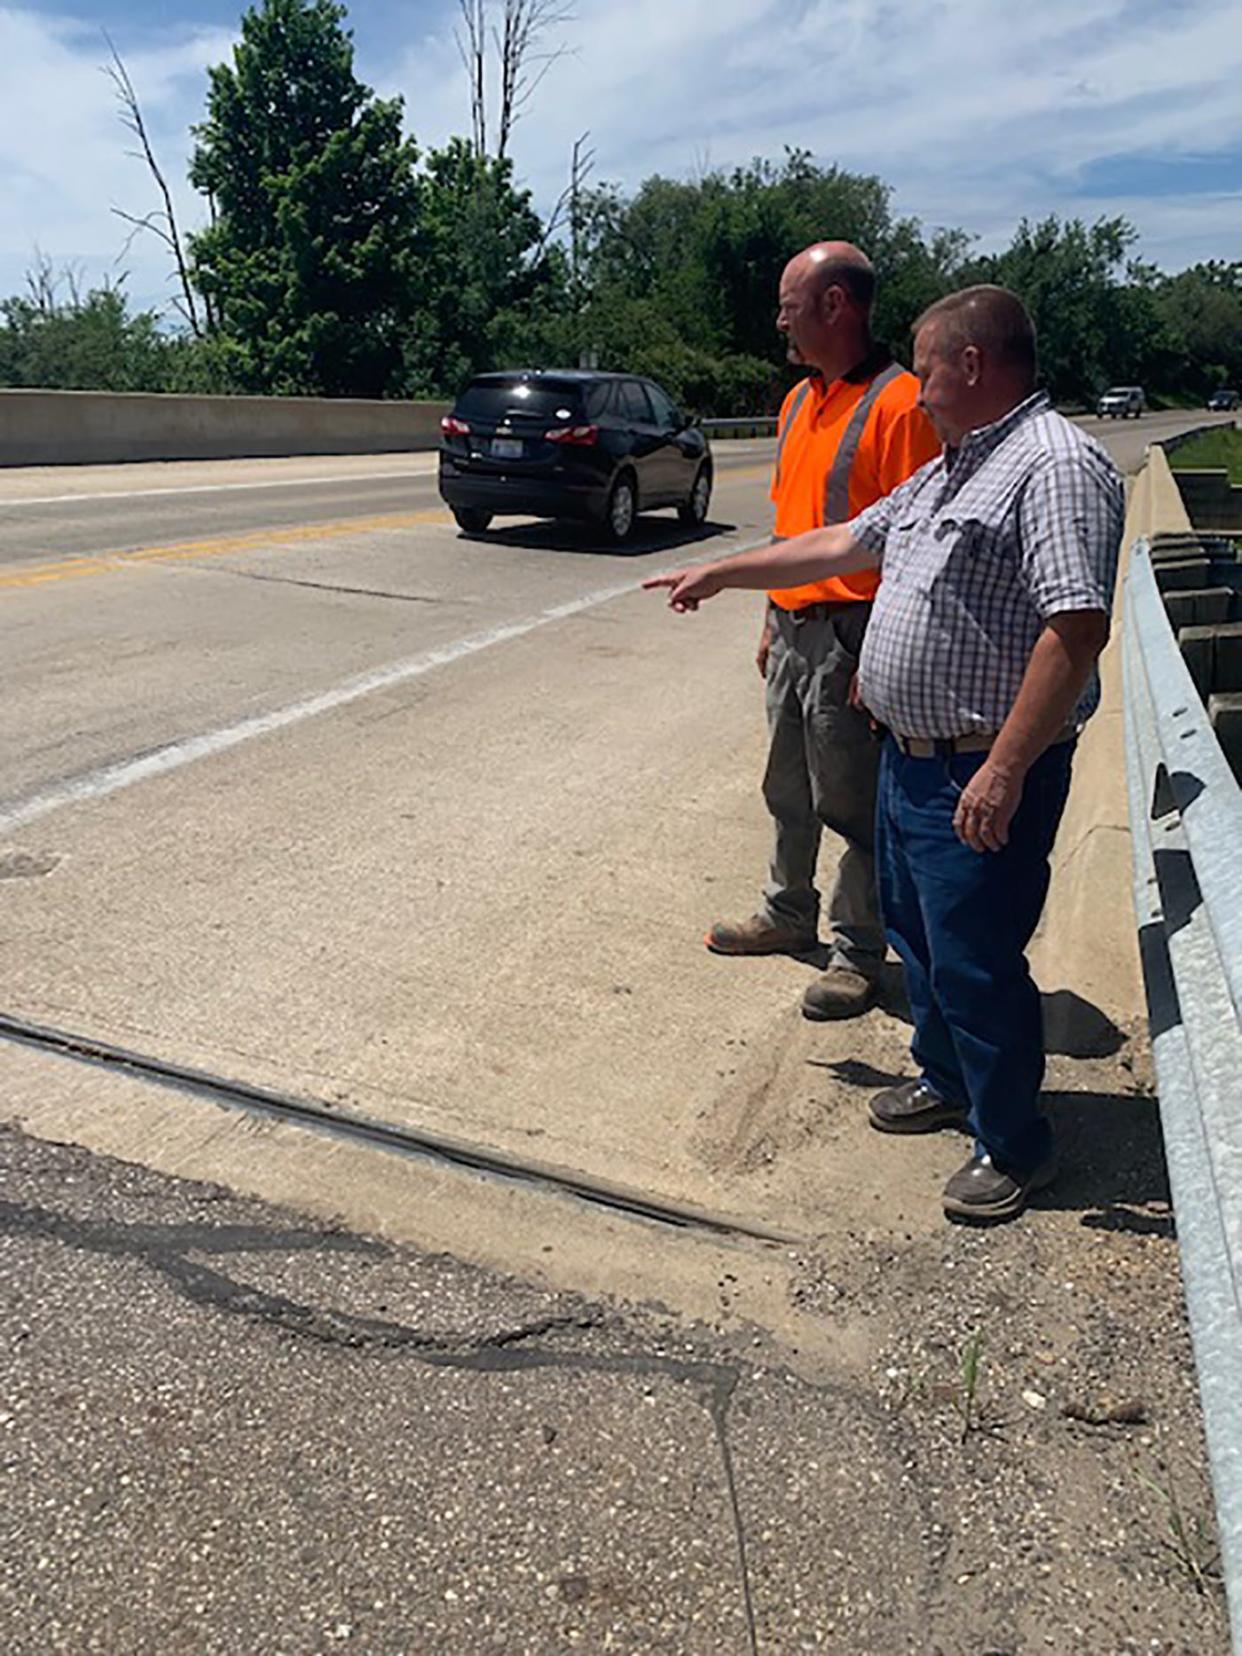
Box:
[722,463,775,486]
[0,506,451,593]
[0,460,773,595]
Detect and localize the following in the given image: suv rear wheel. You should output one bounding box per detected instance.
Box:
[602,471,637,543]
[678,463,712,526]
[453,506,493,533]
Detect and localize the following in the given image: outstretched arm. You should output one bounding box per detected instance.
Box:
[642,524,877,612]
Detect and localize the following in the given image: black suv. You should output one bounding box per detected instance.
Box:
[438,369,713,542]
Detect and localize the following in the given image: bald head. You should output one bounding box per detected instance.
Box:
[777,240,876,377]
[784,241,876,316]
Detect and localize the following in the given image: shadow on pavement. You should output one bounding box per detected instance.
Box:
[803,975,1127,1057]
[806,1056,908,1090]
[1038,1087,1173,1232]
[455,516,739,559]
[1041,988,1128,1058]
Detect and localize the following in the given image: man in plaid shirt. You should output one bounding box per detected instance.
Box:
[647,286,1124,1223]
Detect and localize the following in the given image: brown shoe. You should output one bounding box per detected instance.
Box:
[705,914,817,956]
[801,964,875,1021]
[869,1079,968,1134]
[942,1152,1057,1223]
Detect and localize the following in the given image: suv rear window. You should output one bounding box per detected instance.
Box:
[617,381,654,423]
[454,379,585,422]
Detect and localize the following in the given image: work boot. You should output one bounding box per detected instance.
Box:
[942,1152,1057,1223]
[705,914,817,956]
[801,963,875,1021]
[869,1079,968,1134]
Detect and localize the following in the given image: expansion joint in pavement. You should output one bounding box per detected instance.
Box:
[0,1011,805,1248]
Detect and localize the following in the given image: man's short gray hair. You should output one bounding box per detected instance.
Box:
[915,285,1037,381]
[820,257,875,314]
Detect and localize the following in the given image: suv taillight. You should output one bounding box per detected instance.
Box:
[441,415,470,436]
[545,424,598,446]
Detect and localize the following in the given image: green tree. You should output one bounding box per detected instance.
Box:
[0,276,175,391]
[402,138,552,394]
[965,215,1140,403]
[559,150,967,413]
[188,0,420,396]
[1153,261,1242,396]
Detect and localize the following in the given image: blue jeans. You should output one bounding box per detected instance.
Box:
[876,738,1076,1176]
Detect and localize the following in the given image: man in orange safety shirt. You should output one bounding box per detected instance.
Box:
[707,241,940,1019]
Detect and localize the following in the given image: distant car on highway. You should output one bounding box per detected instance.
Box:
[1207,387,1240,411]
[437,370,713,543]
[1096,385,1146,419]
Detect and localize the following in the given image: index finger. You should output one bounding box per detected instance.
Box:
[953,797,986,854]
[641,572,684,591]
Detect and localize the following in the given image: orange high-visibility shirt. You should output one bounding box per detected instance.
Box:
[768,356,940,610]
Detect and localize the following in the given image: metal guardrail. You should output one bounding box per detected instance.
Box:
[1123,534,1242,1643]
[1160,417,1241,458]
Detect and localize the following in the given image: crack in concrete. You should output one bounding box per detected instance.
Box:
[205,567,453,605]
[0,1196,604,1356]
[0,1189,760,1652]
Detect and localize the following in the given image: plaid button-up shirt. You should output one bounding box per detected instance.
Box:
[850,392,1124,740]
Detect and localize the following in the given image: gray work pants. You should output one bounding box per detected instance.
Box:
[760,602,885,968]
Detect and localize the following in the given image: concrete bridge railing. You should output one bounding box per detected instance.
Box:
[0,387,449,467]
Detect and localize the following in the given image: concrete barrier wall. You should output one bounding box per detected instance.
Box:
[1133,441,1198,538]
[1030,489,1144,1033]
[0,388,450,467]
[1030,442,1185,1032]
[1033,437,1237,1032]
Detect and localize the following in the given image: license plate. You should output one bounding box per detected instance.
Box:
[491,437,523,459]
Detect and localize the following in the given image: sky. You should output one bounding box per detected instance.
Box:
[2,0,1240,317]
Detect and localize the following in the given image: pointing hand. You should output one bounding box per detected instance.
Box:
[641,565,725,612]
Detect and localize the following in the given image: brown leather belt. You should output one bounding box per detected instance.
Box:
[892,726,1078,757]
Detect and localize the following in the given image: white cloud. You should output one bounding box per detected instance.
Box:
[0,8,233,311]
[379,0,1242,268]
[0,0,1238,318]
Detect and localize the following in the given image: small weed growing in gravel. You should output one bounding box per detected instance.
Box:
[1138,1467,1224,1604]
[957,1329,985,1442]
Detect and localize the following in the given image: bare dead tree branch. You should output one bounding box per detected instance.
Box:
[103,35,203,335]
[454,0,488,159]
[533,131,592,256]
[63,262,87,308]
[25,248,59,314]
[112,207,177,261]
[22,253,96,314]
[535,182,572,256]
[495,0,575,161]
[454,1,573,162]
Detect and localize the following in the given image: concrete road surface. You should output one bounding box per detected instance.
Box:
[0,407,1230,1652]
[0,411,1228,1300]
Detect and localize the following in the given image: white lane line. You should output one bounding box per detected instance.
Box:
[0,536,770,837]
[0,465,440,509]
[0,447,773,510]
